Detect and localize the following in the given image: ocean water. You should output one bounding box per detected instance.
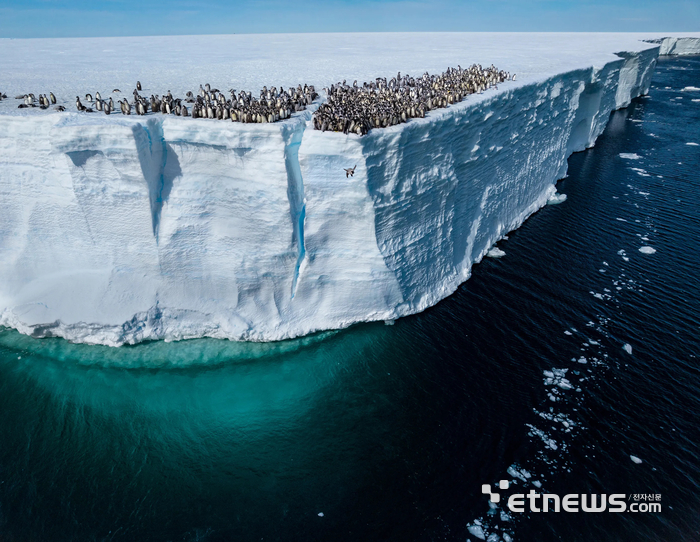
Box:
[0,54,698,542]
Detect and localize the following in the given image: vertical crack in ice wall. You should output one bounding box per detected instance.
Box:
[133,119,181,242]
[283,121,307,299]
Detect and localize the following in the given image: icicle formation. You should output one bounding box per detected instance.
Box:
[313,64,514,135]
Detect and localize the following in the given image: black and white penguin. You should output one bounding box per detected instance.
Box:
[50,92,56,104]
[85,93,93,102]
[136,81,142,91]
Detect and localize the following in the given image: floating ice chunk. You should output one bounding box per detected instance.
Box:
[623,343,633,354]
[526,424,558,450]
[384,319,395,325]
[619,153,641,160]
[630,455,643,464]
[564,330,572,336]
[318,512,324,517]
[630,167,651,177]
[486,534,501,542]
[468,522,486,540]
[616,218,627,222]
[692,99,700,103]
[487,247,506,258]
[681,86,700,92]
[507,465,531,482]
[578,357,588,363]
[532,480,542,488]
[687,142,699,146]
[503,534,513,542]
[639,246,656,254]
[547,192,567,205]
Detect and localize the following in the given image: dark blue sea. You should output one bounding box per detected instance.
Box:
[0,54,698,542]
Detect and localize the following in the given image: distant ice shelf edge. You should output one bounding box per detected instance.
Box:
[1,36,699,347]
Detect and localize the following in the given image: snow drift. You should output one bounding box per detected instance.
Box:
[1,34,698,345]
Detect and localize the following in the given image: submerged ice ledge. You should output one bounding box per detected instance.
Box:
[1,36,698,346]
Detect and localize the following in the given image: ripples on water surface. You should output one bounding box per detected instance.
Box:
[0,55,699,542]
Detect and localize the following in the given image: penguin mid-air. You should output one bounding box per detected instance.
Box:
[344,165,357,178]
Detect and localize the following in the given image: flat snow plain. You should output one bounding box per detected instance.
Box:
[1,33,699,345]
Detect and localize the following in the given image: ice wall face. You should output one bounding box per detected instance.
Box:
[0,36,698,345]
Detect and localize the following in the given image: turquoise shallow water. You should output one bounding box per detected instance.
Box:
[1,55,699,542]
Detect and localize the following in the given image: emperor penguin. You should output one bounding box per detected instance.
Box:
[85,93,93,102]
[136,81,142,91]
[49,92,56,104]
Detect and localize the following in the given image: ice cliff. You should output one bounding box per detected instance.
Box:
[1,34,699,345]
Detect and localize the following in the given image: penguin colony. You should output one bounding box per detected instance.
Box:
[12,92,59,110]
[72,81,319,122]
[313,64,514,135]
[5,63,514,135]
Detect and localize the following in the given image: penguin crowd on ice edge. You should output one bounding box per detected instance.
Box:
[3,63,514,135]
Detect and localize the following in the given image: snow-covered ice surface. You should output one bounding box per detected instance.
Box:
[1,33,699,346]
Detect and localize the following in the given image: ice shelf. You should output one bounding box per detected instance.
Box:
[1,33,698,345]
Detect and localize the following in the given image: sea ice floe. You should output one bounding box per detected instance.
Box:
[639,246,656,254]
[547,192,567,205]
[507,465,532,482]
[487,247,506,258]
[619,153,641,160]
[623,343,633,354]
[630,167,651,177]
[526,425,559,450]
[467,521,486,540]
[681,86,700,91]
[687,142,699,146]
[630,455,643,464]
[543,368,573,390]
